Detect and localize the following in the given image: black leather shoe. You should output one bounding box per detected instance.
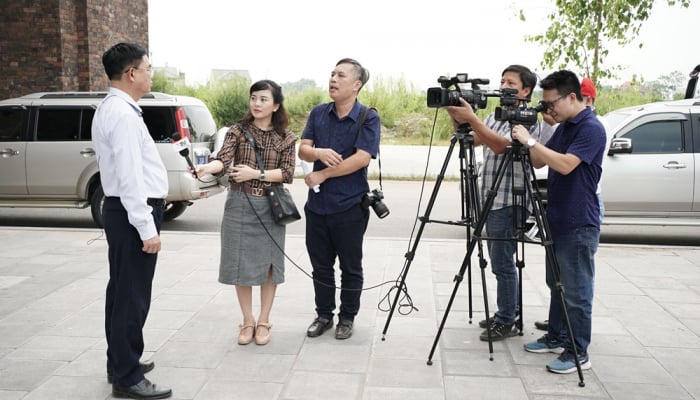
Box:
[107,361,155,384]
[113,378,172,399]
[307,317,333,337]
[335,319,353,340]
[534,320,549,331]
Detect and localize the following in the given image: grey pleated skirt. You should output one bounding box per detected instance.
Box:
[219,189,285,285]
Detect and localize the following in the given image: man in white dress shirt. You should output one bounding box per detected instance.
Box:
[92,42,171,399]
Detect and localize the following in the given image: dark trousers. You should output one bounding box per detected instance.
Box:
[305,203,369,322]
[103,197,162,387]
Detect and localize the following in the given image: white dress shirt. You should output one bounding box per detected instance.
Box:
[92,88,168,240]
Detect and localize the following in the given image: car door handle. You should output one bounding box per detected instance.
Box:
[0,148,20,158]
[80,148,96,157]
[662,161,686,169]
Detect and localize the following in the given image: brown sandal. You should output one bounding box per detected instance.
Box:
[255,322,272,345]
[238,323,255,345]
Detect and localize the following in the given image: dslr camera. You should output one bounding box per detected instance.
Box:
[494,88,547,127]
[362,188,390,219]
[427,74,489,109]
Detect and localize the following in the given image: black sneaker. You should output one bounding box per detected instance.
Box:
[478,313,519,329]
[479,321,518,341]
[478,315,496,329]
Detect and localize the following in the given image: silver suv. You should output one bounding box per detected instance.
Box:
[0,92,225,227]
[601,97,700,225]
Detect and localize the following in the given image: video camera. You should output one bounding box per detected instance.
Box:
[426,74,489,109]
[494,88,547,127]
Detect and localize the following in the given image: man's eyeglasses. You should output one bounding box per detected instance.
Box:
[125,65,153,76]
[543,94,566,110]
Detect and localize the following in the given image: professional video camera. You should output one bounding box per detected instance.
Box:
[494,88,547,127]
[426,74,489,109]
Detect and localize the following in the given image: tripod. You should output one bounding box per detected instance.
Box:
[426,139,587,386]
[381,123,487,341]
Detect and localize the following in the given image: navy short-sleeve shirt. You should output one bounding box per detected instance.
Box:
[545,107,606,235]
[301,101,381,215]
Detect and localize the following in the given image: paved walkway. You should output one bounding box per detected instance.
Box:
[0,227,699,399]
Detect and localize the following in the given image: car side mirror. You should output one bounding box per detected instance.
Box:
[608,138,632,156]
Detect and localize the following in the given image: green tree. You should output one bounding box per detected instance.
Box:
[203,76,252,127]
[522,0,690,85]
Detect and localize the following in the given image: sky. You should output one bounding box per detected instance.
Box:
[148,0,698,91]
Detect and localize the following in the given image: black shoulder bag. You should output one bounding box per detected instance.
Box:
[242,128,301,225]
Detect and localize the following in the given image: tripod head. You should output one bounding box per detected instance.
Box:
[454,122,475,144]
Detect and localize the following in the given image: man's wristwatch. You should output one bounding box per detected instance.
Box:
[259,171,265,181]
[526,138,537,148]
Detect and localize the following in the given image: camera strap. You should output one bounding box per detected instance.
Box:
[356,106,383,191]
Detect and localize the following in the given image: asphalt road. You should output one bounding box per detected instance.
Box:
[1,180,699,246]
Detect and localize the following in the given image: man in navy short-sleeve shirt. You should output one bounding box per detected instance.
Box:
[512,70,606,375]
[299,58,380,340]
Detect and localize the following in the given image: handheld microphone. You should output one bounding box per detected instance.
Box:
[301,162,320,193]
[170,133,198,179]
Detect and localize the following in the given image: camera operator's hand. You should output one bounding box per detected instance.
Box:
[315,148,343,168]
[445,98,478,125]
[511,124,532,144]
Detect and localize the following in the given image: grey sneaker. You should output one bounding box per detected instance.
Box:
[546,351,591,374]
[479,321,518,341]
[524,333,565,354]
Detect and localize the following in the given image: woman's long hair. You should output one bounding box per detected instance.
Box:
[238,79,289,136]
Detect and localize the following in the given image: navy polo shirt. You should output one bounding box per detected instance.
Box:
[545,107,606,236]
[302,101,381,215]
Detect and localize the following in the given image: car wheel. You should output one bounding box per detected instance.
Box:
[163,201,189,221]
[90,184,105,228]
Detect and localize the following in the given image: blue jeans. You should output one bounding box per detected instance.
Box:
[485,206,526,325]
[546,227,599,355]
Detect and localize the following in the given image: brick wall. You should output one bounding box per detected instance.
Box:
[0,0,148,99]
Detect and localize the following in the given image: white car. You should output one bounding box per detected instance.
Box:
[600,98,700,225]
[0,92,226,227]
[530,97,700,226]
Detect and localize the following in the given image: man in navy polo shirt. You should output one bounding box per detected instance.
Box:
[512,70,606,374]
[298,58,380,340]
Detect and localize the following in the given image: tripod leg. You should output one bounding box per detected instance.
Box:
[463,142,484,324]
[382,137,460,340]
[428,148,515,363]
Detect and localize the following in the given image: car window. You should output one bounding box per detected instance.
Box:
[183,105,217,143]
[621,120,684,154]
[142,107,176,143]
[36,109,82,141]
[80,109,95,140]
[0,107,27,141]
